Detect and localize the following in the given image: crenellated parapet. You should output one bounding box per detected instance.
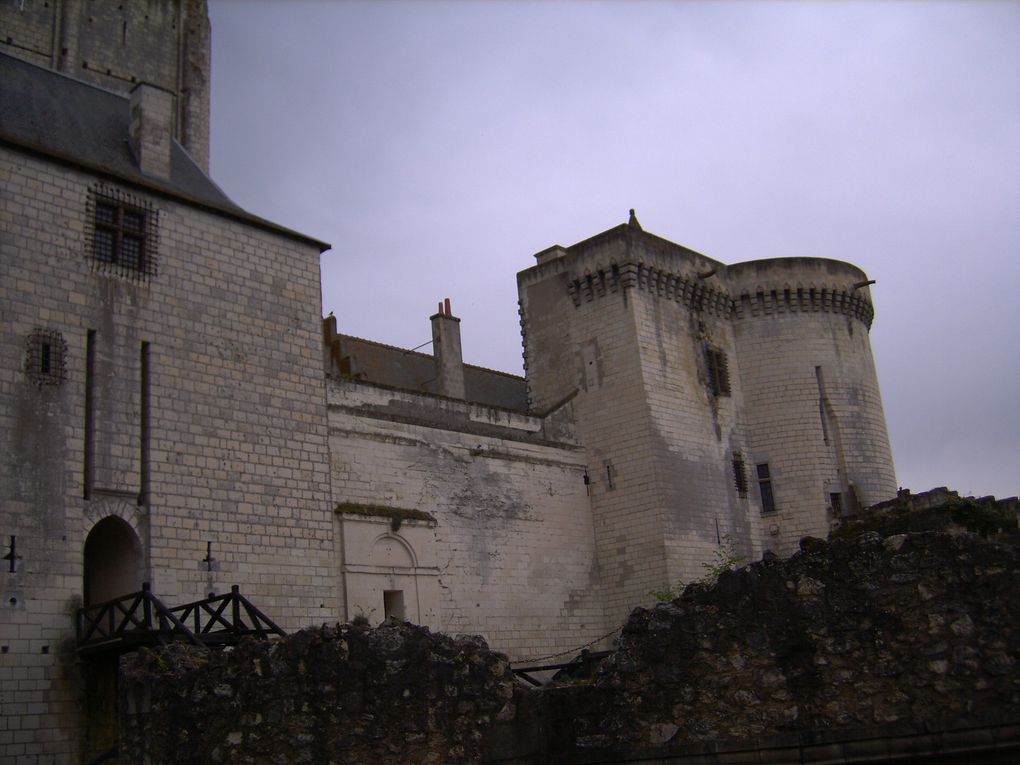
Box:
[567,261,733,318]
[725,257,877,330]
[566,263,622,304]
[732,284,874,328]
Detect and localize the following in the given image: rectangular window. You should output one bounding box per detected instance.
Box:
[705,346,731,397]
[88,187,158,279]
[757,463,776,514]
[732,454,748,497]
[95,200,146,270]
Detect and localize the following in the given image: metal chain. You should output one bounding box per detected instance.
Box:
[511,624,622,665]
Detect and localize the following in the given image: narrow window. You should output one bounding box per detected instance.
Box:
[732,454,748,497]
[140,342,151,506]
[84,329,96,499]
[604,461,615,490]
[39,343,51,375]
[815,366,830,444]
[25,329,67,386]
[704,345,731,397]
[757,463,776,514]
[383,590,405,621]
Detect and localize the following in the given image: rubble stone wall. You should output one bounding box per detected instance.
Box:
[119,530,1019,764]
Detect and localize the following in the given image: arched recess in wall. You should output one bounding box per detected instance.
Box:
[370,533,418,622]
[83,516,144,605]
[372,533,417,568]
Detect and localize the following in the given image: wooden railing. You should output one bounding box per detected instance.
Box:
[76,583,284,655]
[169,585,285,644]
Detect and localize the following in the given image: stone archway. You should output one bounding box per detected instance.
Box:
[83,515,144,606]
[81,514,145,760]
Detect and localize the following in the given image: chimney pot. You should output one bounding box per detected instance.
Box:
[431,299,465,399]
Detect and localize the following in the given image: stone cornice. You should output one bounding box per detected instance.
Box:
[567,260,733,318]
[732,285,874,329]
[564,260,875,328]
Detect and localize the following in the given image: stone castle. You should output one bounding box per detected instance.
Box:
[0,1,896,761]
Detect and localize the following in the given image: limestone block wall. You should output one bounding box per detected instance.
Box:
[0,147,334,763]
[726,258,897,553]
[0,0,211,170]
[327,377,608,660]
[628,276,763,586]
[519,228,764,628]
[0,0,55,67]
[520,240,670,628]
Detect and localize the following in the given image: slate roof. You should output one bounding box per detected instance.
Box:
[0,52,328,250]
[335,334,529,413]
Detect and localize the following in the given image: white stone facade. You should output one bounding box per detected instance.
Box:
[0,3,897,762]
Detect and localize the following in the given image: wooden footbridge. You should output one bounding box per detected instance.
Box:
[76,582,286,655]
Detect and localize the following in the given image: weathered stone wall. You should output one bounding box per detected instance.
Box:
[535,530,1019,758]
[120,622,516,765]
[117,529,1020,764]
[327,377,608,660]
[727,257,897,552]
[517,223,897,626]
[0,146,334,763]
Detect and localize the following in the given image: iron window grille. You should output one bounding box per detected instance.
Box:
[86,185,158,280]
[705,345,731,397]
[732,454,748,497]
[25,328,67,387]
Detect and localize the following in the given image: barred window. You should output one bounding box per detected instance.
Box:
[732,454,748,497]
[87,187,158,280]
[25,328,67,386]
[705,345,731,397]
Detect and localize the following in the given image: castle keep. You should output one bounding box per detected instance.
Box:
[0,2,896,761]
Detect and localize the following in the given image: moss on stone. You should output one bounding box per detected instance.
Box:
[334,502,436,524]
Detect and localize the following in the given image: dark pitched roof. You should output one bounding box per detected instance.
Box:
[0,52,328,251]
[333,333,529,413]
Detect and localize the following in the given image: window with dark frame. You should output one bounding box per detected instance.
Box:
[757,463,776,514]
[732,454,748,497]
[705,345,731,397]
[87,186,158,280]
[25,328,67,387]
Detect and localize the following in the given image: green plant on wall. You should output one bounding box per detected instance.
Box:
[651,534,748,602]
[699,533,748,585]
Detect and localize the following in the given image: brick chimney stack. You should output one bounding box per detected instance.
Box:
[431,298,465,399]
[129,82,174,180]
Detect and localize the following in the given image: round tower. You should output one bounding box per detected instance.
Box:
[725,258,896,552]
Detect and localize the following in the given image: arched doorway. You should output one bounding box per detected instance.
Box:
[81,515,144,760]
[83,515,144,606]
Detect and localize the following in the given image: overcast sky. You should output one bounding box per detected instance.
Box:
[207,1,1019,500]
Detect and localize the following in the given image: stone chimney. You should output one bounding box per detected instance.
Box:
[129,82,174,180]
[431,298,465,399]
